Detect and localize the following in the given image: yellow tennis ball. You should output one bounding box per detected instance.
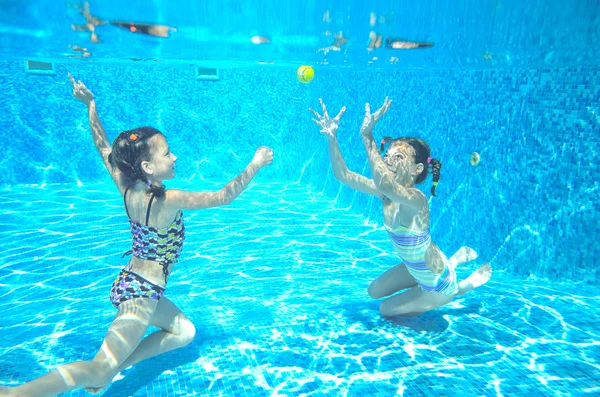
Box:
[297,65,314,83]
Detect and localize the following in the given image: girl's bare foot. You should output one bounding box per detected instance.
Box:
[448,246,478,270]
[457,264,492,295]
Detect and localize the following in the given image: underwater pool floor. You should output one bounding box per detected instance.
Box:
[0,183,598,397]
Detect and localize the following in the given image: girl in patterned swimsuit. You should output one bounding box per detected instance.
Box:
[1,75,273,397]
[310,97,492,317]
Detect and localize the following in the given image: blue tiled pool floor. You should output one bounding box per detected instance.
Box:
[0,183,598,396]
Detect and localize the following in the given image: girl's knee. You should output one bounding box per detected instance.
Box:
[368,281,383,299]
[178,317,196,346]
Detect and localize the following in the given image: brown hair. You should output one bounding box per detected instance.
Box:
[108,126,166,198]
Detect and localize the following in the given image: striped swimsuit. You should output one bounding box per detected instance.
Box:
[385,223,458,296]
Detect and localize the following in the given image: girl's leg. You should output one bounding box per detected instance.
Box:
[369,246,477,300]
[368,263,418,299]
[118,296,196,368]
[379,286,454,317]
[5,298,157,397]
[86,296,196,393]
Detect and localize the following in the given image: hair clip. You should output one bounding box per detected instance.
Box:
[129,133,138,141]
[427,157,432,164]
[380,136,393,152]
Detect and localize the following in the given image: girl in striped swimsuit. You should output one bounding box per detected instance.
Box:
[310,97,492,317]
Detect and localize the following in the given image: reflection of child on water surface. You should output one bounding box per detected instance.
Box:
[71,1,176,43]
[110,21,177,38]
[70,1,105,43]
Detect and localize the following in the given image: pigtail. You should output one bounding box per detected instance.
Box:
[428,157,442,196]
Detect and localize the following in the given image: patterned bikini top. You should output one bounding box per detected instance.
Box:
[122,186,185,282]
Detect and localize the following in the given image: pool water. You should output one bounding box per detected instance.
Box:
[0,183,598,396]
[1,0,599,395]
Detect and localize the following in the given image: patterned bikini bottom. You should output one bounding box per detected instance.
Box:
[109,269,165,308]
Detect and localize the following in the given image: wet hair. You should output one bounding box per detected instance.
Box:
[108,126,166,198]
[380,136,442,196]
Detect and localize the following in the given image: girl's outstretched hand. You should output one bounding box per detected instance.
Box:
[68,73,95,105]
[360,96,392,136]
[309,98,346,139]
[252,146,274,168]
